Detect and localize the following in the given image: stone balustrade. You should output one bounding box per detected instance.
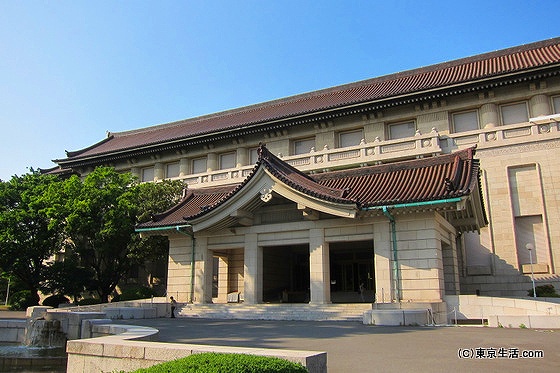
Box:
[167,120,560,189]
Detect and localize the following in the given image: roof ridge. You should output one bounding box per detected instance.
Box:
[109,38,560,139]
[59,38,560,163]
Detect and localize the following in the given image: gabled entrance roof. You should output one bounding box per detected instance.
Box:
[138,145,486,233]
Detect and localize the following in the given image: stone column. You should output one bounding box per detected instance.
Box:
[216,256,229,303]
[179,158,190,177]
[530,94,551,117]
[167,234,193,302]
[480,103,499,128]
[309,228,330,304]
[193,236,213,303]
[243,233,262,304]
[130,167,140,180]
[236,147,248,167]
[154,162,164,181]
[373,223,392,303]
[207,152,217,172]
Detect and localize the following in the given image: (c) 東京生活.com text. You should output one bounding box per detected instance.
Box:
[458,347,544,359]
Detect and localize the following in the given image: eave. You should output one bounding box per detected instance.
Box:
[54,63,560,170]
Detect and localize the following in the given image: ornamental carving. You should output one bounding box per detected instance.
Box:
[260,188,273,202]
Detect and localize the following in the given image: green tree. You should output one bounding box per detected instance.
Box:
[0,172,65,306]
[61,168,184,303]
[128,180,185,264]
[61,167,137,303]
[40,252,95,304]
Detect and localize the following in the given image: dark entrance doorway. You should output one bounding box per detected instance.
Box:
[329,240,374,303]
[262,244,310,303]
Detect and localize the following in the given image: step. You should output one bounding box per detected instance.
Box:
[177,303,371,322]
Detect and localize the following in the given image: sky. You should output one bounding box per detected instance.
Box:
[0,1,558,180]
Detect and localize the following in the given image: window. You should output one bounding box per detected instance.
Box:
[219,152,236,169]
[452,111,479,133]
[339,129,364,148]
[553,96,560,113]
[141,167,154,182]
[388,121,415,140]
[293,138,315,155]
[192,158,207,174]
[166,162,180,178]
[249,148,259,164]
[500,102,528,125]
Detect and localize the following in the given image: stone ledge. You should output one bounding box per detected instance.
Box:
[363,309,430,326]
[103,307,157,320]
[0,319,26,342]
[488,315,560,328]
[66,323,326,373]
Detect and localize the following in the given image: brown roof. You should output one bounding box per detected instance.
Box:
[58,38,560,166]
[313,148,479,207]
[147,184,239,227]
[139,145,481,229]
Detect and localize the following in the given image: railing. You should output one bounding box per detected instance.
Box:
[444,121,559,150]
[166,121,559,188]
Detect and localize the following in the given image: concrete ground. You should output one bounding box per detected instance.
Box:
[121,318,560,373]
[4,310,558,372]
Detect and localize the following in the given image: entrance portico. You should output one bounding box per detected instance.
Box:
[138,145,486,308]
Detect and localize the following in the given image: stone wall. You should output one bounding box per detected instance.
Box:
[66,323,327,373]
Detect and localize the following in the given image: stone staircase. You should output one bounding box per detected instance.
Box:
[177,303,372,322]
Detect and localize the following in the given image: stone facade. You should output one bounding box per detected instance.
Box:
[54,39,560,305]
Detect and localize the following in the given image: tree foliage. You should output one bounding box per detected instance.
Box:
[60,167,139,303]
[0,172,65,306]
[127,180,185,264]
[0,167,185,306]
[59,168,184,303]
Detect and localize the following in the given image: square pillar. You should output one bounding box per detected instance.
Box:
[194,236,213,303]
[216,255,229,303]
[373,222,393,303]
[166,235,193,302]
[243,233,262,304]
[309,228,331,304]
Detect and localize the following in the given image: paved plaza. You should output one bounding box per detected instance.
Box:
[121,318,559,373]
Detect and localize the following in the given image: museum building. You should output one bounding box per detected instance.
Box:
[51,38,560,305]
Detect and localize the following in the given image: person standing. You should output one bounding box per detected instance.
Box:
[170,296,177,318]
[359,282,365,302]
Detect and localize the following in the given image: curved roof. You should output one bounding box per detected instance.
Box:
[139,145,482,230]
[58,38,560,165]
[314,148,479,207]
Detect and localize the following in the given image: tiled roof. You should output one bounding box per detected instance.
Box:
[313,148,479,207]
[146,184,238,227]
[139,145,481,229]
[58,38,560,165]
[258,146,353,204]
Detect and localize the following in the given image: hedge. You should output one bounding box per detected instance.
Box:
[130,352,309,373]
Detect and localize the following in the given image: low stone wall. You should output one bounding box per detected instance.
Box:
[363,309,429,326]
[444,295,560,328]
[50,297,168,318]
[67,323,327,373]
[488,314,560,328]
[0,319,26,343]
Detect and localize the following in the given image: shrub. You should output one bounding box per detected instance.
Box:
[117,286,156,301]
[42,294,71,308]
[131,353,308,373]
[527,284,560,298]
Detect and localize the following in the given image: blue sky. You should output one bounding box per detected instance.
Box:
[0,1,558,180]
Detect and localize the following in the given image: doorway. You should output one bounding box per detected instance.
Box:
[262,244,310,303]
[329,240,375,303]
